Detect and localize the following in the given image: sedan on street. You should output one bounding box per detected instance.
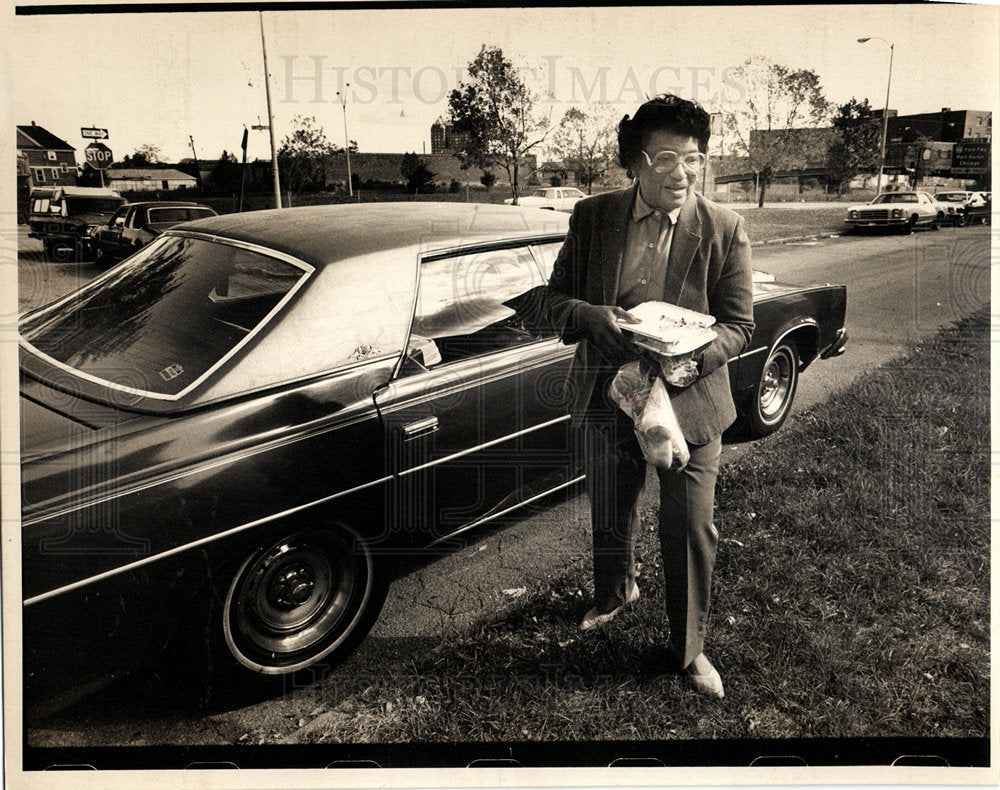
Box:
[19,202,846,704]
[88,201,218,265]
[504,187,588,211]
[844,191,947,233]
[932,191,990,226]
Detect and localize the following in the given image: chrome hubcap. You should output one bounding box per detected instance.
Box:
[760,352,792,419]
[269,565,316,609]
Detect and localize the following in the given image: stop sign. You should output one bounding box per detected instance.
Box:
[84,142,114,170]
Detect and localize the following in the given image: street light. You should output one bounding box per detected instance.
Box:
[336,83,354,197]
[858,36,894,194]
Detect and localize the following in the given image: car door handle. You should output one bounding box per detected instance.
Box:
[401,416,439,440]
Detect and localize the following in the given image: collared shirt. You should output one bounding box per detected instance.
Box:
[616,187,683,310]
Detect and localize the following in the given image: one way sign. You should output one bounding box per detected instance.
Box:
[81,127,109,139]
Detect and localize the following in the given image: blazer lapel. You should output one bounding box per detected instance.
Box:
[599,187,635,303]
[665,196,702,303]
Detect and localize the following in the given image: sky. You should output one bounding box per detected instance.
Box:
[9,3,1000,167]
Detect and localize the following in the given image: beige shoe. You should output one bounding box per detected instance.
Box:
[579,583,640,631]
[683,653,725,698]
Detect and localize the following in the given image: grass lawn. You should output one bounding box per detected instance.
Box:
[731,206,847,243]
[283,309,988,745]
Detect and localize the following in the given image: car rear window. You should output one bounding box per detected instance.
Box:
[147,207,216,224]
[64,197,125,214]
[20,234,311,399]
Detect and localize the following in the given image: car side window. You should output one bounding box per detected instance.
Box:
[401,245,553,374]
[530,240,564,281]
[110,207,129,228]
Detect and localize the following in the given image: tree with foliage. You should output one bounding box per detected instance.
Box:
[548,104,617,194]
[400,152,437,194]
[277,115,337,192]
[120,144,163,167]
[826,98,882,194]
[724,56,831,206]
[448,45,552,204]
[210,150,241,193]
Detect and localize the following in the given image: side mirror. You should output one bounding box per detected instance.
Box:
[406,334,441,367]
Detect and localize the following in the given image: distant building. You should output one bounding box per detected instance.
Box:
[881,108,992,180]
[882,107,991,145]
[106,168,198,191]
[430,117,471,155]
[715,107,991,198]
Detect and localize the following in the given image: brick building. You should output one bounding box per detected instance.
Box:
[430,117,471,155]
[881,108,992,178]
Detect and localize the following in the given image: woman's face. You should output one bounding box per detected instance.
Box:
[635,129,701,213]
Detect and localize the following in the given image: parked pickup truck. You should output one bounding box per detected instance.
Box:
[28,186,126,260]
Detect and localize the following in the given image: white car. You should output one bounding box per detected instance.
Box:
[505,187,588,211]
[844,191,946,233]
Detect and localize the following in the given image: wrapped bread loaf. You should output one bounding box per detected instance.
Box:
[609,361,689,470]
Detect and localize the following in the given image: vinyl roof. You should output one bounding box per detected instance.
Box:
[173,202,571,267]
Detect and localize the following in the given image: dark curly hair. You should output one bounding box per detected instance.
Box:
[617,94,712,177]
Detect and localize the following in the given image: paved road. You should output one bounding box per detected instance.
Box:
[20,223,991,749]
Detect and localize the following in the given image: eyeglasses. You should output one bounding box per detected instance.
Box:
[642,149,707,174]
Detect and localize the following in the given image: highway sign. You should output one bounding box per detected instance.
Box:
[81,127,109,140]
[84,142,114,170]
[951,139,990,176]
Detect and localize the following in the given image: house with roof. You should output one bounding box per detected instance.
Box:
[18,122,79,219]
[105,167,198,192]
[18,122,78,188]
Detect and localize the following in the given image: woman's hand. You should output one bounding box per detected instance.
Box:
[576,304,640,359]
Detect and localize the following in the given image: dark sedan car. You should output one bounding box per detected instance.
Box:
[19,203,846,701]
[88,201,217,265]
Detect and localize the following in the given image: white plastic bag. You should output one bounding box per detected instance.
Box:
[609,361,690,470]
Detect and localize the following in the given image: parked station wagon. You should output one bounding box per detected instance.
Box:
[19,202,846,701]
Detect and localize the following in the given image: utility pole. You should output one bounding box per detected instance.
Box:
[239,126,249,212]
[337,83,353,197]
[189,135,203,191]
[259,11,282,208]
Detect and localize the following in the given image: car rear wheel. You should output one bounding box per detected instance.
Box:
[745,341,799,438]
[221,523,386,679]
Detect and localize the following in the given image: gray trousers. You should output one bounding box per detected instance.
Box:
[578,406,722,668]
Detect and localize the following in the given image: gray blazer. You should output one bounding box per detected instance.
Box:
[543,186,755,445]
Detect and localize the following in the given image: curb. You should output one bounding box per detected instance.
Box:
[752,231,843,247]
